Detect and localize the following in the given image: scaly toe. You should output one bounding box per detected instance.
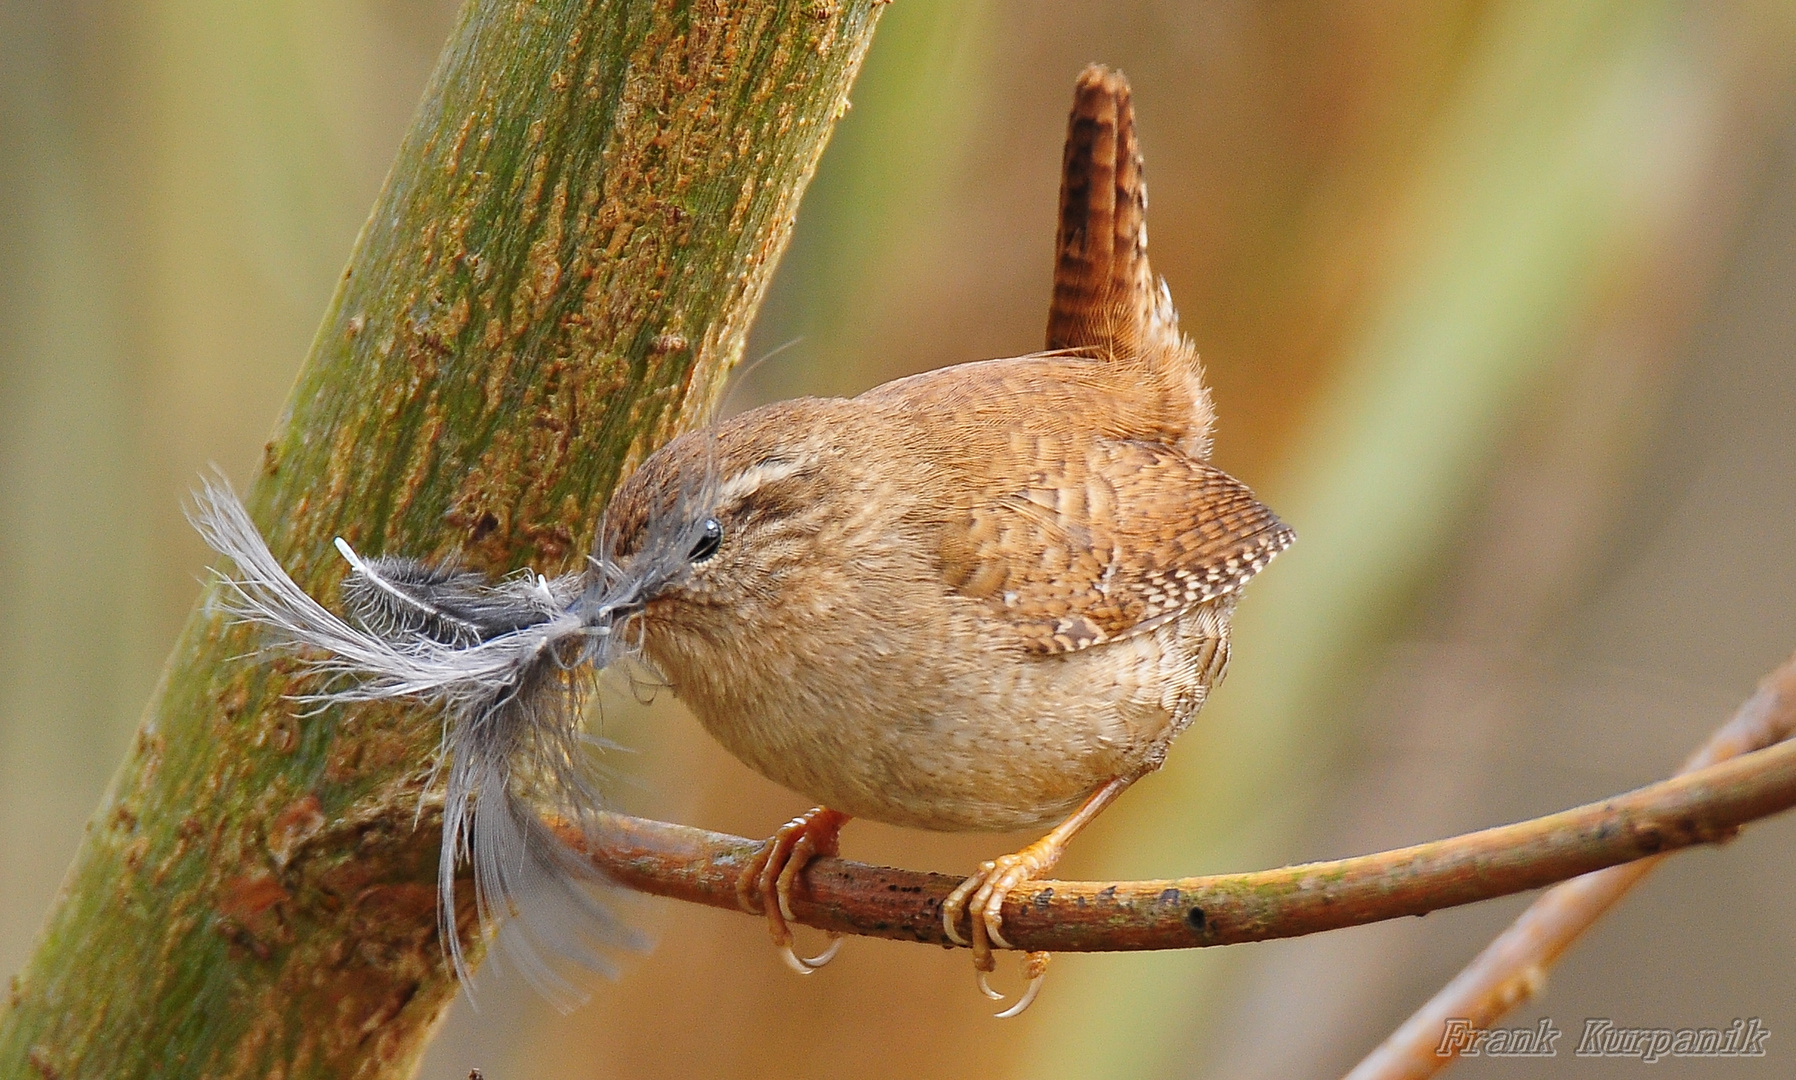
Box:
[977,859,1035,952]
[776,828,831,925]
[942,862,993,947]
[737,808,849,974]
[736,845,773,915]
[980,883,1013,951]
[986,916,1016,951]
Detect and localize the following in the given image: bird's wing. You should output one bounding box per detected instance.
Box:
[938,438,1292,655]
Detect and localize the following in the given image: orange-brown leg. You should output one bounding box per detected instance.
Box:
[736,807,851,974]
[941,775,1138,1014]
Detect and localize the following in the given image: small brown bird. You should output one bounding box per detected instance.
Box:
[197,65,1291,1016]
[597,65,1292,1011]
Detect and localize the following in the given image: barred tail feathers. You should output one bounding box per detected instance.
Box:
[1047,65,1213,458]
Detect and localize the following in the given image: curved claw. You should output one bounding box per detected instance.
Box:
[737,808,850,976]
[945,778,1132,1015]
[993,971,1046,1018]
[778,934,844,975]
[975,968,1005,1001]
[992,951,1051,1018]
[803,934,843,970]
[779,943,815,975]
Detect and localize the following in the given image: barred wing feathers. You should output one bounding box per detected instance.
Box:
[940,439,1293,655]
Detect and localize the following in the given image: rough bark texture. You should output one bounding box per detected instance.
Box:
[0,2,882,1077]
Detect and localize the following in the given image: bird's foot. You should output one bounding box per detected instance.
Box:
[736,806,849,974]
[991,951,1052,1019]
[942,837,1064,1016]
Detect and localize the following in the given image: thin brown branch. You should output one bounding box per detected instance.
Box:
[1344,647,1796,1080]
[568,649,1796,955]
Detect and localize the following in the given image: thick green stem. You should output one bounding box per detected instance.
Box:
[0,2,881,1077]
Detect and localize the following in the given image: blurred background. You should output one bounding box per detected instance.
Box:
[5,1,1796,1077]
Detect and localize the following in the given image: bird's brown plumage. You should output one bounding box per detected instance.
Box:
[598,63,1291,998]
[939,434,1291,654]
[598,337,1289,836]
[596,66,1290,841]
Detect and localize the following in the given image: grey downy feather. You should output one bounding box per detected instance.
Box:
[188,477,709,1007]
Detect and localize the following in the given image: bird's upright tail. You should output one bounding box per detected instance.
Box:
[1047,64,1215,458]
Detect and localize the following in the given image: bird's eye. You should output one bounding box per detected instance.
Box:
[688,517,723,563]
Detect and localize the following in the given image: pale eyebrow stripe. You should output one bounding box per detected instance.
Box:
[713,458,805,510]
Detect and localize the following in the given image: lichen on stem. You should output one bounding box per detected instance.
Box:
[0,3,885,1078]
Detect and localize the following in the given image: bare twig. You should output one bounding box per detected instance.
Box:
[567,649,1796,956]
[1343,648,1796,1080]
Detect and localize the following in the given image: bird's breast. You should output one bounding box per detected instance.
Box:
[650,593,1234,833]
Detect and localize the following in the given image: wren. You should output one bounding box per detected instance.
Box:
[597,65,1292,1012]
[195,65,1291,1016]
